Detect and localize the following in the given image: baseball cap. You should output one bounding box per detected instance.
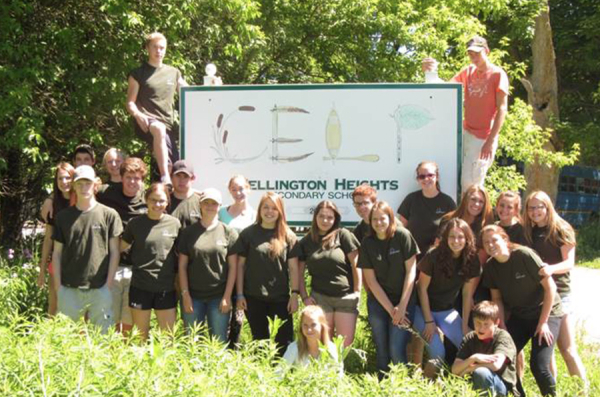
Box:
[466,36,488,53]
[172,160,194,176]
[73,165,96,182]
[200,188,222,205]
[73,144,96,162]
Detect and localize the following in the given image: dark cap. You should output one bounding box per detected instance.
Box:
[467,36,489,53]
[73,144,95,161]
[172,160,194,176]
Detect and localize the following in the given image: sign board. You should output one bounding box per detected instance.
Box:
[181,84,462,226]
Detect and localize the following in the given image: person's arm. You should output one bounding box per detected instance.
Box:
[298,260,316,306]
[177,75,188,90]
[220,254,238,313]
[51,241,63,288]
[119,240,132,253]
[178,254,193,313]
[539,244,575,277]
[392,255,417,326]
[40,197,53,223]
[461,277,479,335]
[417,272,436,342]
[363,269,395,316]
[287,257,300,314]
[535,275,557,345]
[480,90,508,160]
[38,224,54,287]
[347,250,362,294]
[453,353,506,376]
[126,76,150,132]
[490,288,506,329]
[106,237,120,289]
[236,256,247,310]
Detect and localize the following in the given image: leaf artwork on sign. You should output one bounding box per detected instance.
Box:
[323,104,379,164]
[211,106,268,164]
[391,104,435,163]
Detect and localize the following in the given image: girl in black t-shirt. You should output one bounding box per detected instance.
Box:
[298,200,361,348]
[38,162,75,316]
[481,225,562,396]
[414,218,480,375]
[495,191,526,245]
[523,191,586,382]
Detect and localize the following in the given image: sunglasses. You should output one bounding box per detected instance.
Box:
[417,173,436,180]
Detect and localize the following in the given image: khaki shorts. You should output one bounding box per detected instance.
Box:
[111,266,132,325]
[312,291,360,315]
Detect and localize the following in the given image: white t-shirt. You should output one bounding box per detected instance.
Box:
[218,206,256,233]
[281,341,343,376]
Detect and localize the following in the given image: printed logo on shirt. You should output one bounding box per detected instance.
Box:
[190,211,200,219]
[467,75,490,98]
[515,272,526,280]
[92,224,103,230]
[216,240,227,246]
[389,248,400,256]
[435,208,445,214]
[376,254,383,261]
[166,79,175,86]
[162,231,177,237]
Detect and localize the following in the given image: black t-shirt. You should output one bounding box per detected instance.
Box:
[358,227,419,302]
[497,221,526,245]
[231,224,299,302]
[298,228,360,297]
[97,183,147,228]
[47,194,71,226]
[417,248,481,311]
[352,220,371,243]
[528,225,571,297]
[482,246,562,319]
[398,190,456,253]
[52,204,123,288]
[122,214,180,292]
[170,194,202,230]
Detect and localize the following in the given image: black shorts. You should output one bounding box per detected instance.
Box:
[129,286,177,310]
[133,120,180,165]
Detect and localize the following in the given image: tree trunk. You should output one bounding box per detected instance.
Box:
[520,4,561,202]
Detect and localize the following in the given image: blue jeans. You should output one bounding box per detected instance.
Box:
[181,296,230,342]
[367,295,414,374]
[413,306,464,360]
[471,367,508,396]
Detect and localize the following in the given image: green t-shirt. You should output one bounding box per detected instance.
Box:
[52,203,123,289]
[457,328,519,397]
[417,248,481,311]
[232,224,299,302]
[129,62,182,130]
[122,214,180,292]
[482,246,562,319]
[528,225,571,297]
[398,190,456,253]
[170,194,201,230]
[178,222,238,300]
[298,228,360,297]
[358,227,419,302]
[352,220,371,243]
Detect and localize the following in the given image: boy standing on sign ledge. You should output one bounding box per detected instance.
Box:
[51,165,123,333]
[422,36,509,193]
[453,300,519,397]
[126,32,187,187]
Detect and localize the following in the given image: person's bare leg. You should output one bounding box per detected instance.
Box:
[517,350,525,380]
[156,309,177,334]
[557,313,587,380]
[48,276,58,316]
[334,312,358,347]
[131,309,151,341]
[409,335,425,366]
[149,122,171,185]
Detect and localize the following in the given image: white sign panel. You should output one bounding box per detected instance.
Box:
[181,84,462,226]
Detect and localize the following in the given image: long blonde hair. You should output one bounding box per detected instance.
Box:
[523,190,575,247]
[255,192,295,259]
[297,305,331,360]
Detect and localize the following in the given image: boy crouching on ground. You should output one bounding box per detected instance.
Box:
[453,301,519,396]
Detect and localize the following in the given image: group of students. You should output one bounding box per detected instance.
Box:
[38,149,586,396]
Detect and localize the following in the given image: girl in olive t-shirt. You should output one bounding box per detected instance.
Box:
[298,200,361,348]
[414,218,480,368]
[523,191,586,381]
[481,225,563,397]
[358,200,419,376]
[120,183,180,340]
[233,192,300,354]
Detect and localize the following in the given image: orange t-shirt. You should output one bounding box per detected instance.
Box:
[452,64,509,139]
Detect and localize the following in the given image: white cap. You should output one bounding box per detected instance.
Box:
[200,188,222,205]
[73,165,96,182]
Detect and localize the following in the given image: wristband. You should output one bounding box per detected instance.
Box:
[236,294,245,300]
[181,289,189,296]
[425,320,434,324]
[291,289,300,295]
